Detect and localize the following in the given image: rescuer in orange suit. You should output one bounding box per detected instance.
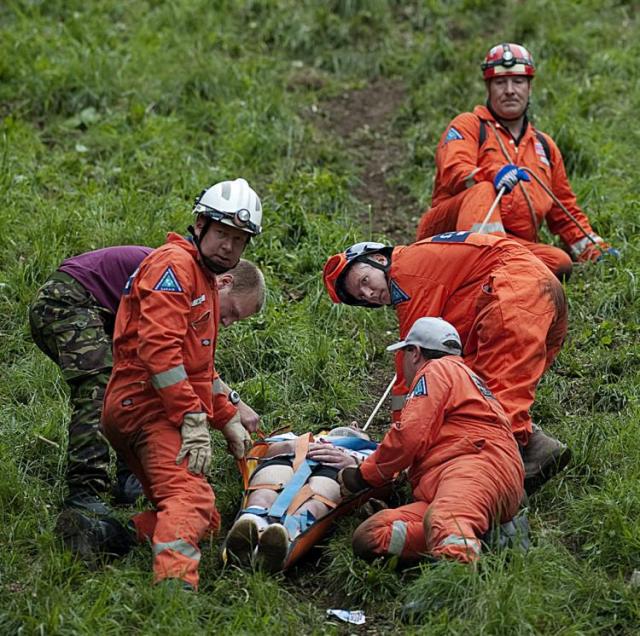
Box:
[323,232,569,495]
[57,178,266,591]
[339,317,524,563]
[416,42,619,280]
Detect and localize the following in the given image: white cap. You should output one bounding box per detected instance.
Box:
[386,317,462,355]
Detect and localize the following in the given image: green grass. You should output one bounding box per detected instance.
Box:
[1,0,640,633]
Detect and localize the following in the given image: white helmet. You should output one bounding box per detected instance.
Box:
[193,178,262,236]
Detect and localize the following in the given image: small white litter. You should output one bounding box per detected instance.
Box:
[326,609,366,625]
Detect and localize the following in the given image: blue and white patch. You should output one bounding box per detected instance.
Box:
[535,141,550,166]
[191,294,206,307]
[201,338,211,346]
[154,266,183,293]
[123,267,140,295]
[389,279,411,305]
[444,126,464,144]
[470,372,495,400]
[431,231,472,243]
[410,375,428,398]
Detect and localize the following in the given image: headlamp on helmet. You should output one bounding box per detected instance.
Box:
[192,178,263,236]
[481,43,535,80]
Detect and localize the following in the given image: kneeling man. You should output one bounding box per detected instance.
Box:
[339,317,524,563]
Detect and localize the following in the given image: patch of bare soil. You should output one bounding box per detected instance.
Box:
[310,78,420,243]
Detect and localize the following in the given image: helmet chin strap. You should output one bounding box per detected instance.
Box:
[187,222,235,275]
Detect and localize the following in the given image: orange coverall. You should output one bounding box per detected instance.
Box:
[355,355,523,562]
[416,105,599,278]
[102,233,237,589]
[387,232,568,446]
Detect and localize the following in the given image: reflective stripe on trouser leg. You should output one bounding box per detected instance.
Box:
[352,502,429,561]
[135,417,218,589]
[470,222,505,234]
[436,534,481,561]
[153,539,201,561]
[387,521,408,556]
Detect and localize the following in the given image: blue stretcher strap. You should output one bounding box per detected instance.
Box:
[268,459,316,521]
[326,437,378,452]
[283,510,316,539]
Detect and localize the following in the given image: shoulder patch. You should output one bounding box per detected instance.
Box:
[470,372,495,400]
[444,126,464,144]
[410,375,428,398]
[154,266,183,293]
[430,231,472,244]
[389,279,411,306]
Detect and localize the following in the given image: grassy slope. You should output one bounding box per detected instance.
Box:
[1,0,639,633]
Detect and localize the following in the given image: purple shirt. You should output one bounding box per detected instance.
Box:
[58,246,154,314]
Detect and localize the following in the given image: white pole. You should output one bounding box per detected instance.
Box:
[363,374,396,431]
[477,187,506,234]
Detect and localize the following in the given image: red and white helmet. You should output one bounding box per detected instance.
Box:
[323,241,389,306]
[481,43,535,80]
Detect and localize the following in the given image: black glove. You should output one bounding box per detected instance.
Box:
[338,466,370,497]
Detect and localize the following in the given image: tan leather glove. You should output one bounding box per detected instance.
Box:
[221,412,252,459]
[176,412,211,475]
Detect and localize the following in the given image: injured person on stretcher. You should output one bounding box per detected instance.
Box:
[224,427,381,573]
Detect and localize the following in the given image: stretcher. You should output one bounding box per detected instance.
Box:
[221,429,390,571]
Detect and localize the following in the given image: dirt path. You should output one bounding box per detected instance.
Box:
[311,78,419,243]
[309,78,420,432]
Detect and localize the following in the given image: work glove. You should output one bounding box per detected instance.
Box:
[493,164,530,193]
[176,412,212,475]
[576,239,620,263]
[221,412,252,459]
[337,466,370,498]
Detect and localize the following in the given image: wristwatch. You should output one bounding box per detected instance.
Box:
[228,390,241,405]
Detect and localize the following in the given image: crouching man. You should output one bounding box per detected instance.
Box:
[339,317,524,563]
[57,178,265,591]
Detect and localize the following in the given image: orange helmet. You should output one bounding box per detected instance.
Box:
[481,43,535,80]
[323,241,389,306]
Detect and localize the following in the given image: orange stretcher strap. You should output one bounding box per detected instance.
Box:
[246,482,283,492]
[293,432,313,472]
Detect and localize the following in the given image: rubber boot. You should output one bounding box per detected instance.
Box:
[55,508,135,562]
[112,472,145,506]
[522,424,571,495]
[65,489,113,517]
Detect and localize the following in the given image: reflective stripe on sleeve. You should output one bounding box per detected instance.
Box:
[439,534,481,555]
[153,539,201,561]
[391,394,407,412]
[464,168,481,189]
[470,221,505,234]
[212,377,223,395]
[151,364,188,390]
[387,520,408,556]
